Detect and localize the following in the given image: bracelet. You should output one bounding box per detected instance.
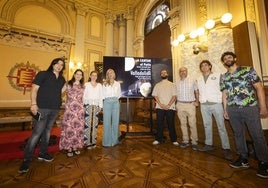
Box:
[31,104,37,106]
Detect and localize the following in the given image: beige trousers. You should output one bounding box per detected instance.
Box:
[176,102,198,145]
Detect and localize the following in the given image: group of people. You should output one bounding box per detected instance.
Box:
[152,51,268,178]
[18,51,268,179]
[18,57,121,174]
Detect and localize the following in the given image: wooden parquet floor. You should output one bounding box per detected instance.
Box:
[0,124,268,188]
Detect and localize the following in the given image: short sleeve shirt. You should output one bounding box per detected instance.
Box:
[220,66,260,107]
[34,71,66,109]
[152,79,176,110]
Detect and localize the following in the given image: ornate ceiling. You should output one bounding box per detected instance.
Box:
[68,0,143,13]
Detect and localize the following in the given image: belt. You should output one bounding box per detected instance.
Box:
[178,101,195,103]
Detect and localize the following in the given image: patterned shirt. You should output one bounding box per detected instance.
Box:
[220,66,261,107]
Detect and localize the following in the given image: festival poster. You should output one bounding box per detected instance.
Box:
[103,56,172,98]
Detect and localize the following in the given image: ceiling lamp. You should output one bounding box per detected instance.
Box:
[69,61,74,68]
[189,30,198,39]
[205,19,215,29]
[77,62,82,67]
[197,27,205,36]
[177,34,186,42]
[221,13,232,23]
[172,39,179,46]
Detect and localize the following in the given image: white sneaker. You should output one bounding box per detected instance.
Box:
[173,141,179,146]
[152,140,160,145]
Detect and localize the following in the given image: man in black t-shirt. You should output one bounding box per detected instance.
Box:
[18,58,66,174]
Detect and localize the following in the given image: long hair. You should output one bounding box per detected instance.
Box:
[103,69,116,86]
[68,69,84,87]
[46,57,66,75]
[88,70,99,82]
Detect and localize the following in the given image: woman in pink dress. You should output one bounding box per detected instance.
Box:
[59,69,85,157]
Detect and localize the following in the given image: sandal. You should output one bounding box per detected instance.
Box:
[73,150,80,155]
[67,150,74,157]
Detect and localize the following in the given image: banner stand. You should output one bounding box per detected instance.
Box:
[118,97,155,141]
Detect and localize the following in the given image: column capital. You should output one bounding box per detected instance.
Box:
[125,6,134,20]
[105,11,116,23]
[117,14,126,27]
[75,3,88,16]
[168,7,181,28]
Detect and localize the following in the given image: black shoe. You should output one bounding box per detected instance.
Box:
[180,142,189,148]
[256,161,268,178]
[192,144,198,151]
[229,156,249,168]
[18,160,30,174]
[38,153,54,162]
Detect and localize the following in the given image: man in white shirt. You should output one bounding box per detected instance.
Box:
[197,60,231,159]
[176,67,199,150]
[152,69,179,146]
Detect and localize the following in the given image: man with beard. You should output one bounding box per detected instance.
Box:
[220,51,268,178]
[152,69,179,146]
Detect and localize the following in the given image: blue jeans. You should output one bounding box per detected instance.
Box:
[227,106,268,162]
[155,109,177,142]
[102,97,120,147]
[200,103,230,149]
[23,108,59,161]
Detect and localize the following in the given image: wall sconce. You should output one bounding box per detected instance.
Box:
[205,12,232,29]
[172,12,232,46]
[69,61,83,70]
[193,42,208,55]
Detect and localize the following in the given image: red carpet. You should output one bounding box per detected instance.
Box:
[0,127,61,160]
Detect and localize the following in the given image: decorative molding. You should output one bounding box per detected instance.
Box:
[75,3,88,16]
[105,10,116,24]
[0,28,72,54]
[88,13,104,41]
[0,0,72,34]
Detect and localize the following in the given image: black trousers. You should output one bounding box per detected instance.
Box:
[155,109,177,142]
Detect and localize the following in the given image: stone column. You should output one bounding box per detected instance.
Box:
[181,0,197,33]
[74,4,87,64]
[105,11,114,56]
[126,7,134,56]
[118,14,126,56]
[207,0,228,19]
[169,7,181,81]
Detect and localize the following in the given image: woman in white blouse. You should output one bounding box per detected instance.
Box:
[102,69,121,147]
[83,71,103,149]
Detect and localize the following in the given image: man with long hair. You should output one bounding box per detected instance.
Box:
[18,58,66,173]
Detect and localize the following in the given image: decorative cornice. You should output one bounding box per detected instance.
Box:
[75,3,88,16]
[0,28,72,54]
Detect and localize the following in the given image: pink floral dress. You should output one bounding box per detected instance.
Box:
[59,84,85,150]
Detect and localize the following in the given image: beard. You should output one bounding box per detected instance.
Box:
[224,60,235,67]
[161,75,168,79]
